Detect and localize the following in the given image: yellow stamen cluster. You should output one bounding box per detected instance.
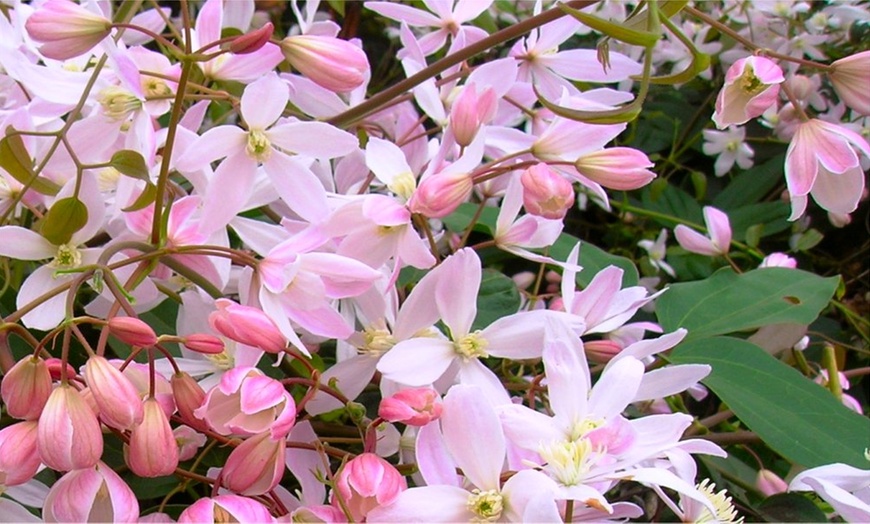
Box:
[454,331,489,360]
[246,129,272,162]
[466,488,503,522]
[695,479,743,523]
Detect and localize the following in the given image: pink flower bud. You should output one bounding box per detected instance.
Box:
[171,372,208,432]
[43,462,139,522]
[108,316,158,347]
[127,398,179,478]
[221,431,286,496]
[584,339,623,364]
[38,384,103,472]
[183,333,226,354]
[450,84,497,147]
[83,355,144,431]
[229,22,274,55]
[408,171,473,218]
[674,206,732,257]
[574,147,656,190]
[830,50,870,116]
[333,453,407,522]
[45,357,77,381]
[178,494,273,523]
[1,356,52,420]
[194,367,296,439]
[280,35,369,93]
[209,299,286,354]
[713,56,784,129]
[0,421,41,486]
[520,163,575,219]
[759,252,797,269]
[25,0,112,60]
[290,505,346,523]
[756,469,788,497]
[378,388,443,426]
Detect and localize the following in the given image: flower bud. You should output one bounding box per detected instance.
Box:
[333,453,407,522]
[756,469,788,497]
[38,384,103,472]
[830,50,870,116]
[280,35,369,93]
[378,388,443,426]
[45,357,77,381]
[43,462,139,522]
[127,398,179,478]
[83,355,144,431]
[450,84,497,147]
[1,356,52,420]
[574,147,656,190]
[108,316,158,347]
[25,0,112,60]
[208,299,286,354]
[583,339,623,364]
[175,425,207,461]
[221,431,286,496]
[183,333,226,354]
[290,505,346,523]
[519,163,575,219]
[178,494,273,523]
[229,22,274,55]
[0,421,41,486]
[408,171,473,218]
[171,371,208,432]
[759,252,797,269]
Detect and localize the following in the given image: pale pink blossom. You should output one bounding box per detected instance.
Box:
[789,464,870,522]
[830,51,870,116]
[37,384,104,472]
[280,35,369,93]
[574,147,656,191]
[713,56,784,129]
[178,495,274,523]
[1,356,52,420]
[127,398,179,478]
[638,229,676,278]
[785,119,870,220]
[42,462,139,522]
[757,469,788,497]
[174,425,207,461]
[759,252,798,268]
[703,126,754,176]
[494,176,568,268]
[450,83,497,147]
[221,431,286,496]
[208,299,287,354]
[674,206,732,257]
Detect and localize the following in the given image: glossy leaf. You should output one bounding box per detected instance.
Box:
[657,268,838,340]
[110,150,151,181]
[41,197,88,245]
[757,493,829,523]
[671,336,870,469]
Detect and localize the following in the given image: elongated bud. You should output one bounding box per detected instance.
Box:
[408,172,473,218]
[520,163,575,219]
[25,0,112,60]
[43,462,139,522]
[183,333,226,354]
[38,384,103,471]
[574,147,656,191]
[221,431,286,496]
[757,469,788,497]
[83,355,144,431]
[378,388,443,426]
[2,356,52,420]
[208,299,286,354]
[108,317,158,347]
[583,339,623,364]
[280,35,369,93]
[171,372,208,432]
[229,22,273,55]
[127,398,179,478]
[450,84,497,148]
[333,453,407,522]
[0,421,41,486]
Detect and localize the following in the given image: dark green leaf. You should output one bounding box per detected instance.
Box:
[713,155,785,209]
[41,197,88,245]
[110,150,151,181]
[640,181,703,227]
[758,493,829,523]
[728,202,790,242]
[657,268,838,340]
[794,229,824,252]
[0,131,61,196]
[472,269,521,330]
[671,337,870,469]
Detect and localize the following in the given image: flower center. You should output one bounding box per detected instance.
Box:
[97,167,122,191]
[453,331,489,360]
[738,65,766,96]
[467,489,503,522]
[695,479,742,523]
[389,172,417,201]
[98,86,142,120]
[206,350,234,371]
[360,327,397,355]
[142,77,172,99]
[538,438,597,487]
[51,243,82,268]
[246,129,272,162]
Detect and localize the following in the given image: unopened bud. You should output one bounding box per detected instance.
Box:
[229,22,273,54]
[574,148,656,191]
[108,317,158,347]
[378,387,443,426]
[520,163,574,219]
[171,372,208,432]
[183,334,226,354]
[38,384,103,472]
[1,356,52,420]
[408,172,473,218]
[83,356,144,431]
[450,84,497,147]
[756,469,788,497]
[127,398,179,477]
[221,431,286,496]
[280,35,369,93]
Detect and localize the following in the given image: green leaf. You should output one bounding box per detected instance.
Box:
[0,131,61,196]
[639,181,704,227]
[110,150,151,181]
[472,269,521,330]
[442,203,638,286]
[648,51,710,85]
[728,202,790,242]
[122,182,158,212]
[41,197,88,245]
[560,3,660,47]
[670,337,870,469]
[757,493,829,523]
[657,268,838,340]
[794,228,824,252]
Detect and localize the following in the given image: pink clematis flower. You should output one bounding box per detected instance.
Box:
[674,206,732,257]
[784,119,870,220]
[713,56,784,129]
[42,462,139,522]
[830,50,870,116]
[789,463,870,522]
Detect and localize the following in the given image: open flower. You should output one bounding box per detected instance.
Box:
[674,206,732,257]
[713,56,784,129]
